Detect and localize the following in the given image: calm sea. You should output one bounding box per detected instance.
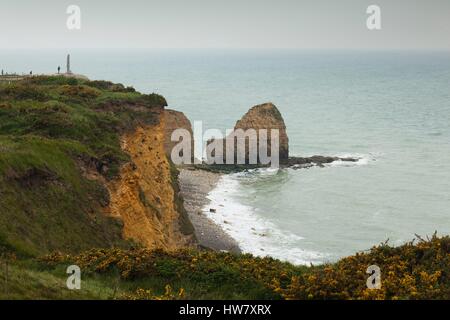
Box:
[2,49,449,264]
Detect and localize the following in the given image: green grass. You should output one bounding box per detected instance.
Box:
[0,76,167,257]
[0,261,116,300]
[0,248,307,300]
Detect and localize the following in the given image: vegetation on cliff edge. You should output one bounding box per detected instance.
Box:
[0,76,167,256]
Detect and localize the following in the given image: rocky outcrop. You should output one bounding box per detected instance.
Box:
[207,102,289,165]
[105,112,195,250]
[234,102,289,163]
[164,109,194,162]
[201,102,360,170]
[286,155,358,169]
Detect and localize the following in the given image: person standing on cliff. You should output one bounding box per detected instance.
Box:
[57,66,61,74]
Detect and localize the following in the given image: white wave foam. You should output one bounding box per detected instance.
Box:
[203,174,327,265]
[201,153,378,264]
[235,167,280,177]
[326,153,377,167]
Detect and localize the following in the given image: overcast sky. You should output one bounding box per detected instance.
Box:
[0,0,449,50]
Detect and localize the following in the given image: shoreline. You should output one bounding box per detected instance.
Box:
[179,168,241,253]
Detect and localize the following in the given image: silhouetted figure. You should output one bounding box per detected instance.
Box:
[30,71,32,76]
[58,66,61,74]
[1,69,3,76]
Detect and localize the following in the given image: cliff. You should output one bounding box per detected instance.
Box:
[0,76,194,256]
[106,119,194,250]
[163,109,194,162]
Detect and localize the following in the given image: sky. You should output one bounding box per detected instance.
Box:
[0,0,449,50]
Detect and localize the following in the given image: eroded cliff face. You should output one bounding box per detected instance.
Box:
[163,109,194,162]
[105,115,194,250]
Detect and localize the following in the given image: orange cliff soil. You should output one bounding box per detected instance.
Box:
[104,114,195,250]
[163,109,194,159]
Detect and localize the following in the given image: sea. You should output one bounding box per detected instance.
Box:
[2,49,449,265]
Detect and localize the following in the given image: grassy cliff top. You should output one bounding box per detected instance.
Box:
[0,76,167,257]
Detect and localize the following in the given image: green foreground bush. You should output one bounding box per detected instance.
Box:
[33,235,449,300]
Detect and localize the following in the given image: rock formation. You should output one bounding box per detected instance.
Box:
[163,109,194,162]
[286,155,358,169]
[207,102,289,165]
[234,102,289,163]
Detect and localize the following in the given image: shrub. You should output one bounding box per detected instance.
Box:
[86,80,135,93]
[0,84,48,101]
[22,76,79,86]
[121,285,185,300]
[39,235,450,300]
[277,234,450,300]
[59,85,101,99]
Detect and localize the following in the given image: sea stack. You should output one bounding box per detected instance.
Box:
[234,102,289,163]
[206,102,289,165]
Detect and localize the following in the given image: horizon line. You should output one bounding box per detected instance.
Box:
[1,47,450,52]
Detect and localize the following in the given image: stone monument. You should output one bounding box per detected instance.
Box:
[66,54,72,74]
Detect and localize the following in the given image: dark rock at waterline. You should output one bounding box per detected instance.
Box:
[285,156,359,169]
[190,155,359,173]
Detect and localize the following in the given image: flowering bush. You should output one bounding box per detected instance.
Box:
[39,235,450,300]
[120,285,185,300]
[277,234,449,300]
